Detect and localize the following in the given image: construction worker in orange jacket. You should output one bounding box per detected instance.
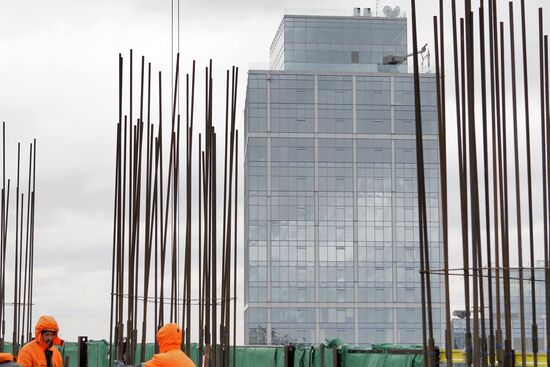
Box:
[144,323,195,367]
[114,323,195,367]
[0,353,20,366]
[17,316,64,367]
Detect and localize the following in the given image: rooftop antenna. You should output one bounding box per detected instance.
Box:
[421,49,431,73]
[376,0,380,16]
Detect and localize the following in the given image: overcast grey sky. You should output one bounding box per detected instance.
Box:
[0,0,549,345]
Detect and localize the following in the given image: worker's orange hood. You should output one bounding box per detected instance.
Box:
[0,352,15,363]
[157,323,182,353]
[34,315,63,348]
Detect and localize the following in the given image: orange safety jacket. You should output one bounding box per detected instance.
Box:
[0,353,20,366]
[17,316,64,367]
[144,324,195,367]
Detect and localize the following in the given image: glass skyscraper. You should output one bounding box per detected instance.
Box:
[269,12,408,73]
[244,10,443,345]
[452,263,547,352]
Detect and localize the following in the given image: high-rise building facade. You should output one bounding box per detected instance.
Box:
[244,10,443,345]
[452,263,547,352]
[507,265,547,352]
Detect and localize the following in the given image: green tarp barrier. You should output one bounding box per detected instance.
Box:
[2,340,426,367]
[59,340,110,367]
[340,344,425,367]
[229,346,285,367]
[371,343,424,351]
[0,341,110,367]
[294,346,313,367]
[121,344,284,367]
[133,344,284,367]
[312,345,336,367]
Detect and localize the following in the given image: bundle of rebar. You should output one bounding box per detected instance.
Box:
[108,51,239,367]
[0,122,37,356]
[410,1,549,367]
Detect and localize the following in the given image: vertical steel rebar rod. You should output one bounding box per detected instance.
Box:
[109,124,121,366]
[448,5,472,364]
[131,57,146,360]
[140,61,154,363]
[544,34,550,367]
[110,53,123,365]
[411,1,433,366]
[508,4,527,366]
[3,180,9,348]
[127,50,134,362]
[499,21,514,367]
[153,136,160,354]
[537,8,548,366]
[27,140,35,343]
[198,136,203,367]
[185,61,196,356]
[157,69,164,335]
[466,8,482,365]
[462,5,482,365]
[0,122,4,353]
[21,142,32,346]
[539,32,550,366]
[233,131,238,367]
[203,65,211,354]
[220,70,230,354]
[224,67,238,367]
[12,144,20,356]
[459,17,473,367]
[26,208,31,343]
[211,130,218,367]
[16,194,23,350]
[435,0,453,362]
[538,9,549,367]
[518,2,539,364]
[117,116,127,362]
[487,1,500,364]
[478,6,489,367]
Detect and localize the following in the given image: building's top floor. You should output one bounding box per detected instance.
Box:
[245,70,439,139]
[269,8,408,73]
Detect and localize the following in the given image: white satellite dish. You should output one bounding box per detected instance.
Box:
[384,5,401,18]
[392,5,401,17]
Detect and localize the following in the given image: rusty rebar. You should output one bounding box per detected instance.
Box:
[109,51,239,367]
[411,1,433,366]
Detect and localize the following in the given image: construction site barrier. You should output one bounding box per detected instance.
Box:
[3,340,547,366]
[439,349,548,367]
